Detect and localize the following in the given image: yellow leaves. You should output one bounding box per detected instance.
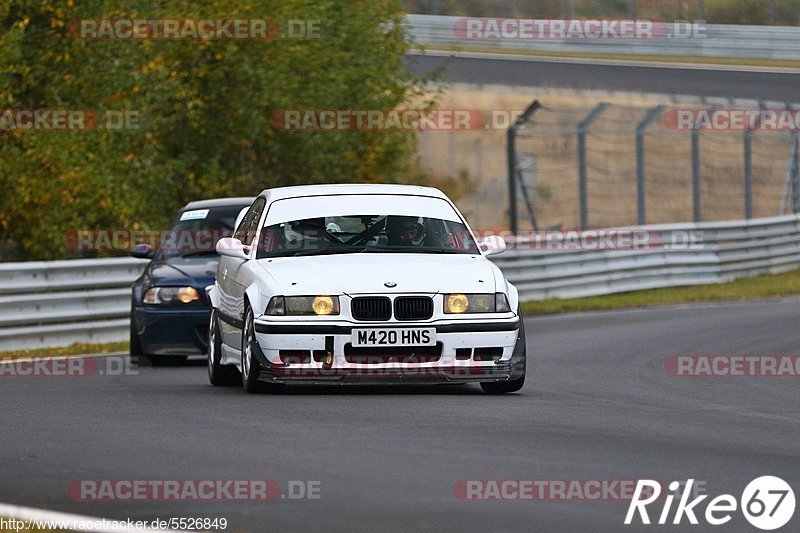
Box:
[141,56,164,74]
[132,85,140,93]
[215,53,223,61]
[125,154,134,162]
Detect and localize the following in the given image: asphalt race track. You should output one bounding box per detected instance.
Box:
[405,52,800,102]
[1,300,798,532]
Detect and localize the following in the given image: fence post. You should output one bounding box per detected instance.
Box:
[507,100,541,235]
[744,129,753,219]
[627,0,636,18]
[793,130,800,214]
[636,105,665,226]
[577,103,608,230]
[507,128,518,234]
[692,127,701,222]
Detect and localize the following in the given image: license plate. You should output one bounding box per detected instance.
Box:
[352,328,436,347]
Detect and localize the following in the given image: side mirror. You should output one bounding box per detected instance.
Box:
[234,207,249,233]
[130,243,154,259]
[216,237,249,260]
[479,235,507,256]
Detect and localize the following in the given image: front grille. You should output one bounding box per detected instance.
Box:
[394,296,433,321]
[351,297,392,321]
[344,342,443,364]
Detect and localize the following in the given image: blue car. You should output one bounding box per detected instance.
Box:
[130,197,254,365]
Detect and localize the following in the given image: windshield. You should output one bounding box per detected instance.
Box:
[256,214,479,258]
[159,205,244,258]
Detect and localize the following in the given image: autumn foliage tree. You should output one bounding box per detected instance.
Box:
[0,0,431,260]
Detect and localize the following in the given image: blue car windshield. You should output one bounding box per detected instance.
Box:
[256,214,479,258]
[160,206,243,258]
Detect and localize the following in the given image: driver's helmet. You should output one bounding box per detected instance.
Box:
[284,217,326,243]
[386,216,425,246]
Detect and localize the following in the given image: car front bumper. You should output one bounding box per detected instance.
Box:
[132,307,210,356]
[250,317,524,385]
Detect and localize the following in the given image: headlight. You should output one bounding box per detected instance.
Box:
[143,286,199,304]
[444,293,511,314]
[265,295,340,316]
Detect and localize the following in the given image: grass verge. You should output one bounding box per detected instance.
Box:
[522,269,800,315]
[0,342,129,361]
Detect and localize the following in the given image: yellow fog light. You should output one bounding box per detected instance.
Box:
[312,296,336,315]
[177,287,199,303]
[446,294,469,314]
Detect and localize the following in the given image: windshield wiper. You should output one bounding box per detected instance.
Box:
[289,246,368,257]
[174,250,218,258]
[365,247,464,254]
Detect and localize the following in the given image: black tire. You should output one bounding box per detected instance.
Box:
[241,305,283,394]
[208,309,239,386]
[129,317,143,367]
[147,354,187,367]
[481,312,526,394]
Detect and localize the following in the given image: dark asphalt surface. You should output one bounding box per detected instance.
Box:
[405,52,800,102]
[1,300,798,532]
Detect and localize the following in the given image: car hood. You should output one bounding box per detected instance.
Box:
[147,255,220,288]
[257,253,497,295]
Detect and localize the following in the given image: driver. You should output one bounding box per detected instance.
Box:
[283,218,329,246]
[385,216,425,246]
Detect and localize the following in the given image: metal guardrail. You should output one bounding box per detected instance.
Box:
[406,14,800,61]
[1,214,800,350]
[0,258,147,351]
[494,214,800,300]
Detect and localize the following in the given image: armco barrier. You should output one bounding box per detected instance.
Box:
[406,14,800,61]
[0,258,148,351]
[1,214,799,350]
[493,214,800,301]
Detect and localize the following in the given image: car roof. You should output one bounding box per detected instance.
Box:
[257,183,447,203]
[181,197,255,210]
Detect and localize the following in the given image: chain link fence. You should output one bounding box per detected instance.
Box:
[508,101,800,231]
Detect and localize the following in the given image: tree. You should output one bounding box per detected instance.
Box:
[0,0,431,260]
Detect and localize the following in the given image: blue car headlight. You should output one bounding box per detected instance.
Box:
[143,286,200,305]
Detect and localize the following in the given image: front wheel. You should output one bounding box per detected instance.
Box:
[129,315,143,367]
[481,312,526,394]
[208,309,239,386]
[241,306,283,394]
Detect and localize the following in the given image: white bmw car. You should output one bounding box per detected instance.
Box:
[207,184,526,394]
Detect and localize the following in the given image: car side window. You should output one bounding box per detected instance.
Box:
[233,198,266,247]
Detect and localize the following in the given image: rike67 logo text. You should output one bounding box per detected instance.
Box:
[626,477,795,530]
